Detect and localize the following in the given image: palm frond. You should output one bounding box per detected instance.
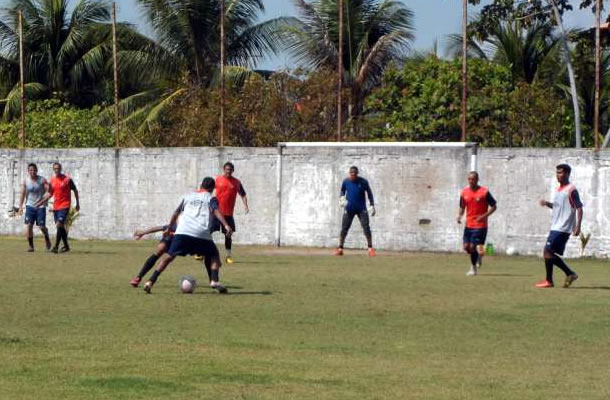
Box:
[1,81,47,121]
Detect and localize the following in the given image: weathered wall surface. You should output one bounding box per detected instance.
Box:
[1,147,608,257]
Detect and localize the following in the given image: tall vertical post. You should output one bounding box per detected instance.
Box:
[461,0,467,142]
[594,0,601,151]
[18,10,25,148]
[220,0,225,147]
[337,0,343,142]
[112,2,120,147]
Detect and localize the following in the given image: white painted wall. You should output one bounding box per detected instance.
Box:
[1,147,608,258]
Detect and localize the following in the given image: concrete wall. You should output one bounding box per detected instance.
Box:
[1,147,609,257]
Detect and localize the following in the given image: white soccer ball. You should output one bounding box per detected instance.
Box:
[506,247,517,256]
[179,276,197,294]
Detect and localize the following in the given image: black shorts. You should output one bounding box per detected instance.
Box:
[463,228,488,245]
[211,215,236,234]
[167,234,220,259]
[545,231,571,256]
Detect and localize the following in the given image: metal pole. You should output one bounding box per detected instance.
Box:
[18,10,25,148]
[594,0,601,150]
[461,0,467,142]
[112,3,120,147]
[220,0,225,147]
[337,0,343,142]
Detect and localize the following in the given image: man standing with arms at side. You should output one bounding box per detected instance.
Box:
[18,163,52,252]
[535,164,582,288]
[213,162,249,264]
[334,166,376,256]
[37,162,80,253]
[457,171,497,276]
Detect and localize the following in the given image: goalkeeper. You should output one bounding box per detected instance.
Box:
[334,166,376,256]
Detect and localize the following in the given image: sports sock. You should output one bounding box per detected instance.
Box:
[210,269,219,282]
[470,251,479,266]
[27,237,34,248]
[138,254,160,278]
[54,228,62,248]
[43,231,50,242]
[552,255,574,276]
[545,258,554,283]
[365,235,373,248]
[225,236,232,254]
[60,227,69,247]
[203,259,212,281]
[149,270,161,283]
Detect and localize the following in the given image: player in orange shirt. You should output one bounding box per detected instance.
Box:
[457,171,497,276]
[37,162,80,253]
[212,162,249,264]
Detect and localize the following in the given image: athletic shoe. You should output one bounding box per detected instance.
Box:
[535,280,554,288]
[143,280,154,294]
[466,266,477,276]
[130,276,141,288]
[368,248,376,257]
[210,282,228,294]
[226,257,234,264]
[50,247,58,254]
[334,248,344,256]
[564,273,579,288]
[194,255,203,261]
[60,246,70,253]
[27,247,34,253]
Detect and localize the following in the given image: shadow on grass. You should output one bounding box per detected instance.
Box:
[570,286,610,290]
[481,273,533,277]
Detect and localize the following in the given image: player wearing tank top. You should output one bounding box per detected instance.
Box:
[18,163,51,252]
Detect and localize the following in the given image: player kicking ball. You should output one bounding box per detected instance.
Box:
[143,177,233,294]
[457,171,497,276]
[535,164,582,289]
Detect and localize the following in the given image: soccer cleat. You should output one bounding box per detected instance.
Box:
[333,248,344,256]
[225,257,234,264]
[130,276,141,288]
[564,273,579,288]
[193,255,203,261]
[368,248,376,257]
[466,267,477,276]
[50,247,59,254]
[143,280,154,294]
[535,280,554,288]
[210,282,228,294]
[60,246,70,253]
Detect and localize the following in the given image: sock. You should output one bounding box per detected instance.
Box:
[60,227,69,247]
[365,235,373,248]
[138,254,160,278]
[225,236,232,257]
[203,259,212,281]
[28,237,34,248]
[43,232,50,242]
[149,270,161,283]
[226,248,232,258]
[470,251,479,266]
[553,256,574,276]
[55,229,62,248]
[210,269,219,282]
[545,258,554,283]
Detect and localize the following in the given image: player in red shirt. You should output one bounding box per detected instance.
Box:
[457,171,497,276]
[212,162,249,264]
[37,162,80,253]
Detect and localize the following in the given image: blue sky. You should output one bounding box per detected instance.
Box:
[19,0,599,69]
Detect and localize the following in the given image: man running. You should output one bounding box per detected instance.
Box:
[535,164,582,288]
[334,166,376,256]
[457,171,497,276]
[143,177,233,294]
[212,162,249,264]
[37,162,80,253]
[18,163,52,252]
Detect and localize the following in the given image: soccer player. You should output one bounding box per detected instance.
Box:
[129,223,176,287]
[143,177,233,294]
[535,164,582,288]
[457,171,497,276]
[212,162,249,264]
[17,163,52,252]
[36,162,80,253]
[334,166,376,256]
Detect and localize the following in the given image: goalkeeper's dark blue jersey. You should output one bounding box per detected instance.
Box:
[340,177,374,213]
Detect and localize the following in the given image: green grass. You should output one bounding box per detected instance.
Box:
[0,237,609,399]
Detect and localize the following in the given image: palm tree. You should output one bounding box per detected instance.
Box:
[446,20,561,85]
[281,0,414,118]
[115,0,289,137]
[0,0,120,119]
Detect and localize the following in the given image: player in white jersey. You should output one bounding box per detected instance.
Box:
[536,164,582,288]
[18,163,52,251]
[143,177,233,294]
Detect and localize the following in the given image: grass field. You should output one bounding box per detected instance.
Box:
[1,236,609,400]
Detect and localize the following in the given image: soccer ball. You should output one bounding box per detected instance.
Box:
[179,276,197,293]
[506,247,517,256]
